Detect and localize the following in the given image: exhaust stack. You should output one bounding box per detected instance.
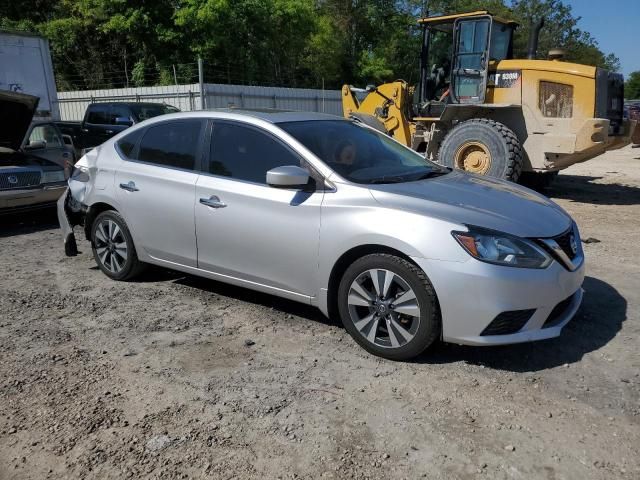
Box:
[527,18,545,59]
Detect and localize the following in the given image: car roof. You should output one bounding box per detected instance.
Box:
[90,102,170,107]
[207,108,345,124]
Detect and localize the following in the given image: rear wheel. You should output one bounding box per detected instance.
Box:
[438,118,523,181]
[337,254,440,361]
[91,210,145,281]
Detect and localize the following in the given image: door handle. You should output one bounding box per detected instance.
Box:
[199,195,226,208]
[105,130,114,135]
[119,181,139,192]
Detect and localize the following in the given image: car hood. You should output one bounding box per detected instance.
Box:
[0,90,39,151]
[367,171,572,238]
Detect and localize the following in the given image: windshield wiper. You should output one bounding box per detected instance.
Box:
[411,169,450,181]
[367,176,408,184]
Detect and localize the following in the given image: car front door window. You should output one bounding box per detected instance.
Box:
[209,122,303,183]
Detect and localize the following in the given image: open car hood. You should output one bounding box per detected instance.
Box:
[0,90,39,151]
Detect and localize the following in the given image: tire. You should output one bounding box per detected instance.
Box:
[91,210,145,281]
[438,118,523,181]
[519,171,559,191]
[337,254,441,361]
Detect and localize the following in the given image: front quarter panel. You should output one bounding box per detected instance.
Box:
[317,181,469,313]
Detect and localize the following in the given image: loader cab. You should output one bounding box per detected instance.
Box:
[416,11,516,117]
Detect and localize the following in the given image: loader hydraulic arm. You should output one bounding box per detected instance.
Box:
[341,81,413,147]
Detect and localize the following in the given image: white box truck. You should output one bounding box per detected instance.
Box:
[0,30,60,120]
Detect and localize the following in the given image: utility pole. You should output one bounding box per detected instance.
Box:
[124,50,129,88]
[173,64,179,105]
[198,57,205,110]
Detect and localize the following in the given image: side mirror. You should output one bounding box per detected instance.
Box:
[62,134,74,146]
[25,140,46,150]
[365,84,376,92]
[266,165,310,189]
[115,117,133,126]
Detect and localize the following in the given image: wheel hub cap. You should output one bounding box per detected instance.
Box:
[454,141,492,175]
[376,303,388,315]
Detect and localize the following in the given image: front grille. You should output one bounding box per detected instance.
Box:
[0,171,41,190]
[595,68,624,136]
[552,229,577,261]
[480,309,536,336]
[539,81,573,118]
[543,294,575,328]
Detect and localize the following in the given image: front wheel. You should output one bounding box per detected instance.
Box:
[438,118,523,181]
[337,254,441,361]
[91,210,145,281]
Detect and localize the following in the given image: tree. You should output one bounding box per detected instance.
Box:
[0,0,624,90]
[625,72,640,100]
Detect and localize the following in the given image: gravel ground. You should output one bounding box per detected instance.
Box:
[1,146,639,480]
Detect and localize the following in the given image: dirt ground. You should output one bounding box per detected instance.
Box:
[1,146,639,480]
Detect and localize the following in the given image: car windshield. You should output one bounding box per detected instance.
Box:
[129,104,178,121]
[278,120,448,184]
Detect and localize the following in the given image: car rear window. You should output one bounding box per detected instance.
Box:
[86,105,109,125]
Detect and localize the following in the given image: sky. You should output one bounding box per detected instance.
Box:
[564,0,639,77]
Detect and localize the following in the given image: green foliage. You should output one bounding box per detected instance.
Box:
[0,0,624,90]
[625,72,640,100]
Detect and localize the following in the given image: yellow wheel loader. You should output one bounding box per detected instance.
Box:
[342,10,637,186]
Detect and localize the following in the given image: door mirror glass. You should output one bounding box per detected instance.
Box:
[115,117,133,126]
[266,165,310,188]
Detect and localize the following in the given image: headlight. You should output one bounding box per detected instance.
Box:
[70,165,90,182]
[452,227,551,269]
[41,170,66,183]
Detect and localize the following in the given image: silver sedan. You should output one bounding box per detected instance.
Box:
[58,110,585,360]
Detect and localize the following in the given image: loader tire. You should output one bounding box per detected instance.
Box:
[438,119,523,182]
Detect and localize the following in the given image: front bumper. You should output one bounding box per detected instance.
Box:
[0,183,67,211]
[412,255,585,346]
[538,118,637,170]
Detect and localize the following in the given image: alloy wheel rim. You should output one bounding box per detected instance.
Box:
[94,219,128,274]
[347,269,421,349]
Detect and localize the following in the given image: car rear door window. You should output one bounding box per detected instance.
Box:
[137,120,203,170]
[86,105,109,125]
[209,122,301,183]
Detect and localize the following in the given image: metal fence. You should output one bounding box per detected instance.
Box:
[57,83,343,121]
